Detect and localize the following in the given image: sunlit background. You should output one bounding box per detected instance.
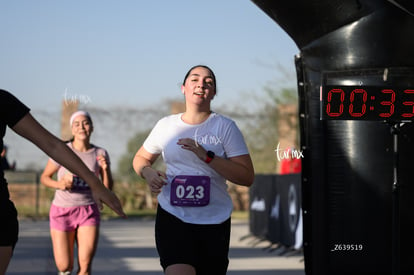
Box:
[1,0,299,172]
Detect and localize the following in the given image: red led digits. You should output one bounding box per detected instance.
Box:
[379,89,395,118]
[326,89,344,117]
[349,89,367,117]
[322,85,414,120]
[402,89,414,118]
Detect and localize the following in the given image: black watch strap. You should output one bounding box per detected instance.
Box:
[205,150,215,163]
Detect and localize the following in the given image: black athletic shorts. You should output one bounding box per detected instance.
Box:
[0,199,19,249]
[155,205,230,275]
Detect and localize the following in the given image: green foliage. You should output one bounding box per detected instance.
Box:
[264,86,298,105]
[116,130,150,183]
[243,86,298,174]
[115,129,166,212]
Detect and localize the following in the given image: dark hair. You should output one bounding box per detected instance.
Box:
[182,65,217,93]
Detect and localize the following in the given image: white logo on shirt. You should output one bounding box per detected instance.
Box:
[193,128,222,146]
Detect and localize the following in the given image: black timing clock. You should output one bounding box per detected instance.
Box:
[320,68,414,121]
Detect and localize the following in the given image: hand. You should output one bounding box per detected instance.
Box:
[96,155,108,171]
[91,182,127,218]
[142,167,167,194]
[177,138,206,160]
[60,173,74,190]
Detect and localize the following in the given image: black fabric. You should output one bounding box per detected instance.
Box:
[248,174,274,239]
[155,205,230,275]
[251,0,385,49]
[276,174,301,247]
[266,177,280,244]
[0,90,30,201]
[249,174,302,247]
[0,199,19,248]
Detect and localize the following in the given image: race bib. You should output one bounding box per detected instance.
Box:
[170,175,210,207]
[72,175,90,191]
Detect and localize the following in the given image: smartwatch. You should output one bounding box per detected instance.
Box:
[205,150,215,164]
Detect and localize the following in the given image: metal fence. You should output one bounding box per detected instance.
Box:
[5,170,53,219]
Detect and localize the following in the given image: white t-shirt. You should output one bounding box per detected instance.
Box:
[143,112,249,224]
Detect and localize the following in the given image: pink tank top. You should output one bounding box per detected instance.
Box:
[51,142,110,207]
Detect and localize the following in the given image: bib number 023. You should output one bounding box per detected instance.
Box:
[170,175,211,207]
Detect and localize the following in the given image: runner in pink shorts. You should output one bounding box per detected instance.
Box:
[41,111,114,275]
[49,204,100,231]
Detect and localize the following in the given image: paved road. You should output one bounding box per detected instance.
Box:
[7,218,305,275]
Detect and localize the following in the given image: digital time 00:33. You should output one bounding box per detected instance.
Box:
[321,85,414,121]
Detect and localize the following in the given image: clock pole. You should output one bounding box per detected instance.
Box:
[390,122,405,275]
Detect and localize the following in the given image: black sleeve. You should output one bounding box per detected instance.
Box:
[0,89,31,128]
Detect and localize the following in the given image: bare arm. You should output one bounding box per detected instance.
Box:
[132,146,166,194]
[207,154,254,187]
[40,159,73,190]
[11,113,125,217]
[97,154,114,191]
[177,138,254,187]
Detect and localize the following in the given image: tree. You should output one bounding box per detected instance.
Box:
[115,130,165,210]
[243,85,298,174]
[117,130,150,183]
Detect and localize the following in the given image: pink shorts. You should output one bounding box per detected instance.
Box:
[50,204,100,231]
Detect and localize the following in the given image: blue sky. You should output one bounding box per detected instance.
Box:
[0,0,299,111]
